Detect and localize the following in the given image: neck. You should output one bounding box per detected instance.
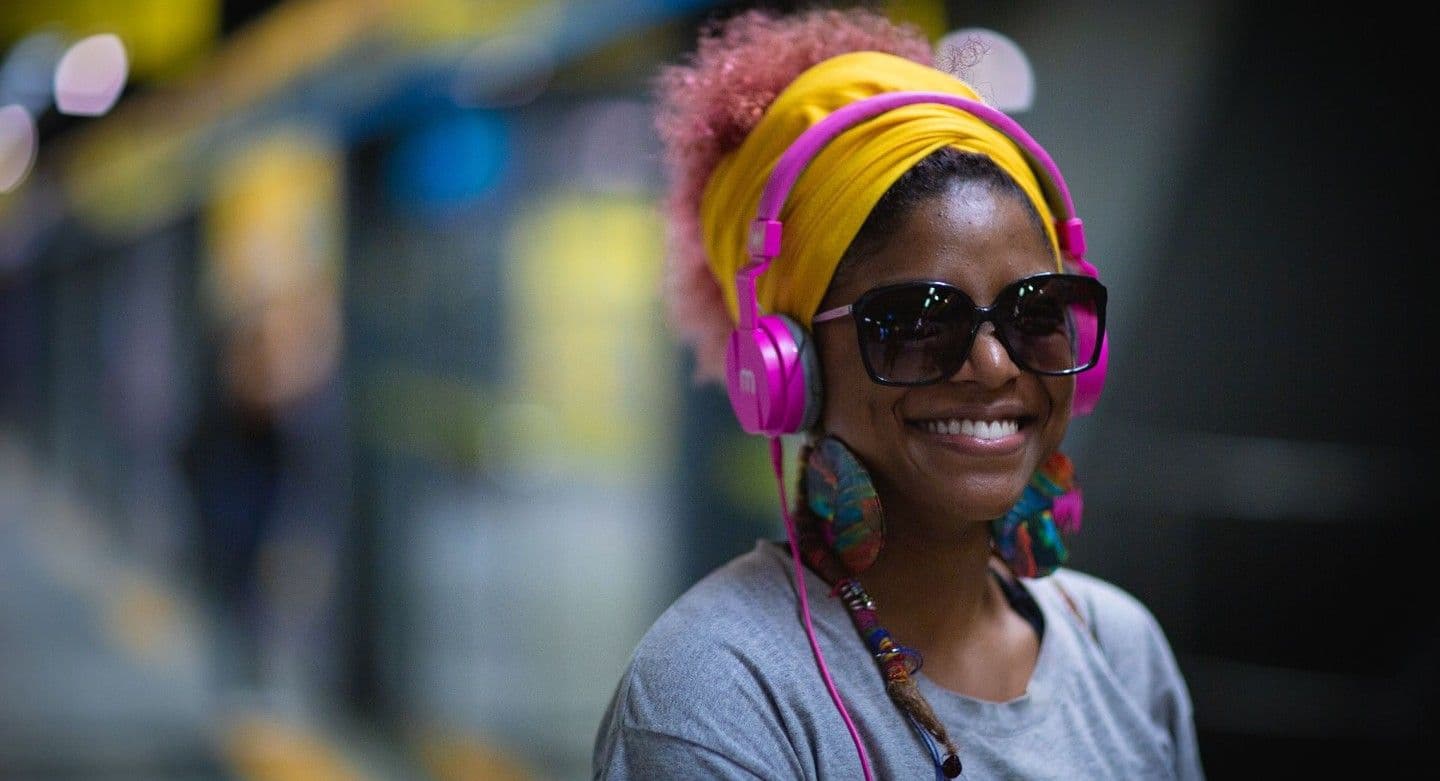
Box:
[857,514,1005,651]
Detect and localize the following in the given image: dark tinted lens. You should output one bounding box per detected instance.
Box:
[855,284,974,383]
[998,276,1103,373]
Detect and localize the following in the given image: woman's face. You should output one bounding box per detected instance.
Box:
[813,180,1073,536]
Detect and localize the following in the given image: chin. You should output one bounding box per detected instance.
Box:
[927,468,1031,517]
[916,484,1026,526]
[962,498,1022,524]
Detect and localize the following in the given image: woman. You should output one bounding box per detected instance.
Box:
[595,7,1203,779]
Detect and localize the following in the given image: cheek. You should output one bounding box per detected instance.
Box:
[816,346,861,432]
[1039,375,1075,446]
[816,333,886,437]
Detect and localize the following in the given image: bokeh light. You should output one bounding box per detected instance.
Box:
[0,103,36,192]
[936,27,1034,112]
[53,32,128,116]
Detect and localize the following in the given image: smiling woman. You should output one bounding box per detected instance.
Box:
[593,6,1203,780]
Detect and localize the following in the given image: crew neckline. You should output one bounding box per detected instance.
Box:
[757,537,1065,735]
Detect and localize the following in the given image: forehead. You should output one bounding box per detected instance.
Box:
[837,182,1054,304]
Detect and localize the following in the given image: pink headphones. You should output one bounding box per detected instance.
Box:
[724,90,1109,438]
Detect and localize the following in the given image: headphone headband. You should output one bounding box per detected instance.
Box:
[727,90,1107,437]
[750,91,1086,262]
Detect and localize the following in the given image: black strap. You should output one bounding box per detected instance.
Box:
[989,567,1046,640]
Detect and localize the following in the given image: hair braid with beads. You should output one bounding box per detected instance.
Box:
[794,439,965,777]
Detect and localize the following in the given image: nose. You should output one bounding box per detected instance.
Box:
[949,322,1021,387]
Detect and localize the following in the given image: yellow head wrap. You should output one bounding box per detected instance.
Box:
[700,51,1061,328]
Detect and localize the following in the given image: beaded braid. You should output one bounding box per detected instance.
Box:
[794,441,965,778]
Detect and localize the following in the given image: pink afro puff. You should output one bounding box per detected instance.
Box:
[653,7,934,384]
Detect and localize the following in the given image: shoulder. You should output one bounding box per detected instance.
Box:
[1040,568,1196,725]
[1039,568,1207,780]
[602,545,798,719]
[630,540,801,672]
[1044,567,1166,646]
[1036,568,1187,701]
[594,540,812,778]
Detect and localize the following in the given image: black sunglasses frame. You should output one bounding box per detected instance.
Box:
[812,273,1108,387]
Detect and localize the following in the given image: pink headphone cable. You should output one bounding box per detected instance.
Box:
[768,436,875,781]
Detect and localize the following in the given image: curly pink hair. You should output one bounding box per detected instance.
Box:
[653,7,934,384]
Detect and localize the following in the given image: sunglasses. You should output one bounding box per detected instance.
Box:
[812,273,1107,386]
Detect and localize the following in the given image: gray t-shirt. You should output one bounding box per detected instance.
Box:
[594,539,1204,780]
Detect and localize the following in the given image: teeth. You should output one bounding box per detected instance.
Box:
[920,418,1019,439]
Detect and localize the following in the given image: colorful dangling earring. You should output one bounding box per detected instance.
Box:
[803,436,885,576]
[991,451,1084,579]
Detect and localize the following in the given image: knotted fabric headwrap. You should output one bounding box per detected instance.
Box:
[700,50,1062,328]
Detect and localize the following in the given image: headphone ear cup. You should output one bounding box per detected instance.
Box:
[1066,275,1107,417]
[726,313,820,436]
[1071,332,1107,417]
[776,314,823,432]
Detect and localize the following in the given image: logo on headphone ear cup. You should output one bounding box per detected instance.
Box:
[725,313,822,436]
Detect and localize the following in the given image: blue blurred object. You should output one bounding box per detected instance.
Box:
[384,110,510,212]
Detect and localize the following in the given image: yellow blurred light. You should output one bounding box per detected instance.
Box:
[882,0,949,41]
[413,728,539,781]
[204,126,345,324]
[390,0,561,48]
[506,192,673,477]
[222,715,370,781]
[0,0,219,82]
[60,113,192,236]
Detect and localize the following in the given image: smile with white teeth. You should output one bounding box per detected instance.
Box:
[918,418,1020,439]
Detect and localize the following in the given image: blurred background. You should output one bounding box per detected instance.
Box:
[0,0,1432,779]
